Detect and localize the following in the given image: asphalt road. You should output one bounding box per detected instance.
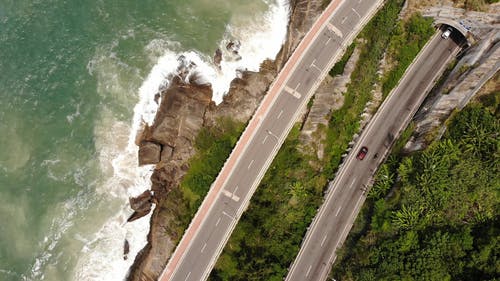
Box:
[158,0,385,280]
[284,27,464,281]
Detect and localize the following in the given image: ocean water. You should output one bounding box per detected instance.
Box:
[0,1,288,280]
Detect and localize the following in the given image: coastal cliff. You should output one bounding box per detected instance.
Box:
[126,0,327,280]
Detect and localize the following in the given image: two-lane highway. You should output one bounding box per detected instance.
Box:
[159,0,385,280]
[285,27,464,281]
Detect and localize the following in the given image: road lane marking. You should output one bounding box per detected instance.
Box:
[310,59,322,72]
[158,0,380,278]
[215,217,221,226]
[248,159,254,170]
[341,16,347,24]
[222,189,241,202]
[306,265,312,277]
[321,234,328,246]
[277,109,283,119]
[184,271,191,281]
[201,243,207,253]
[262,135,268,144]
[352,8,361,18]
[349,178,356,189]
[335,206,342,216]
[327,23,343,38]
[222,211,235,220]
[325,37,331,45]
[284,85,302,99]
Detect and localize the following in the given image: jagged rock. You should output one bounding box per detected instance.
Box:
[127,190,154,222]
[214,48,222,70]
[127,1,328,280]
[142,76,212,148]
[226,40,241,58]
[124,239,130,260]
[130,190,153,212]
[138,141,161,166]
[160,145,174,162]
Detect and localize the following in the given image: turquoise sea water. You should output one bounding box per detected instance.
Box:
[0,1,287,280]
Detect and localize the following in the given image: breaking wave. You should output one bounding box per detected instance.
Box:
[69,0,289,280]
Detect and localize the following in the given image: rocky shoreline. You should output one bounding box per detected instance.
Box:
[124,0,500,279]
[125,1,326,280]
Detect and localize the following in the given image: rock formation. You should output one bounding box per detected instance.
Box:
[213,48,222,70]
[300,46,361,158]
[124,239,130,260]
[126,1,327,280]
[127,190,154,222]
[138,141,161,166]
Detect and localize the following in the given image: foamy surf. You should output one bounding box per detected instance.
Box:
[71,0,289,280]
[133,0,289,130]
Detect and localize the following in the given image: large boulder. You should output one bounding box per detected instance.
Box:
[138,141,161,166]
[127,190,153,222]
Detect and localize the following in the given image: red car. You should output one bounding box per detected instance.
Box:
[356,146,368,160]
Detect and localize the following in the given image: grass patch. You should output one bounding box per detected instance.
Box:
[382,13,435,97]
[167,0,441,279]
[329,42,356,77]
[159,118,244,244]
[209,0,425,280]
[181,117,244,214]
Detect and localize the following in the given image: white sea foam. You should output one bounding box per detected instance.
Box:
[210,0,289,103]
[133,0,289,132]
[70,1,289,280]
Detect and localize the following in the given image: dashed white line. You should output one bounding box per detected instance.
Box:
[215,217,221,226]
[341,16,347,24]
[335,206,342,216]
[349,178,357,189]
[351,8,361,18]
[305,265,313,277]
[262,135,269,144]
[200,243,207,253]
[325,37,331,45]
[184,271,191,281]
[248,159,254,170]
[321,234,328,246]
[277,110,283,119]
[222,211,234,220]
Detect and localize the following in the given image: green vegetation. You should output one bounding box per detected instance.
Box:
[329,43,356,77]
[382,13,435,96]
[160,118,244,243]
[209,0,439,280]
[164,0,457,279]
[211,126,326,281]
[332,102,499,280]
[181,118,244,212]
[323,0,408,177]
